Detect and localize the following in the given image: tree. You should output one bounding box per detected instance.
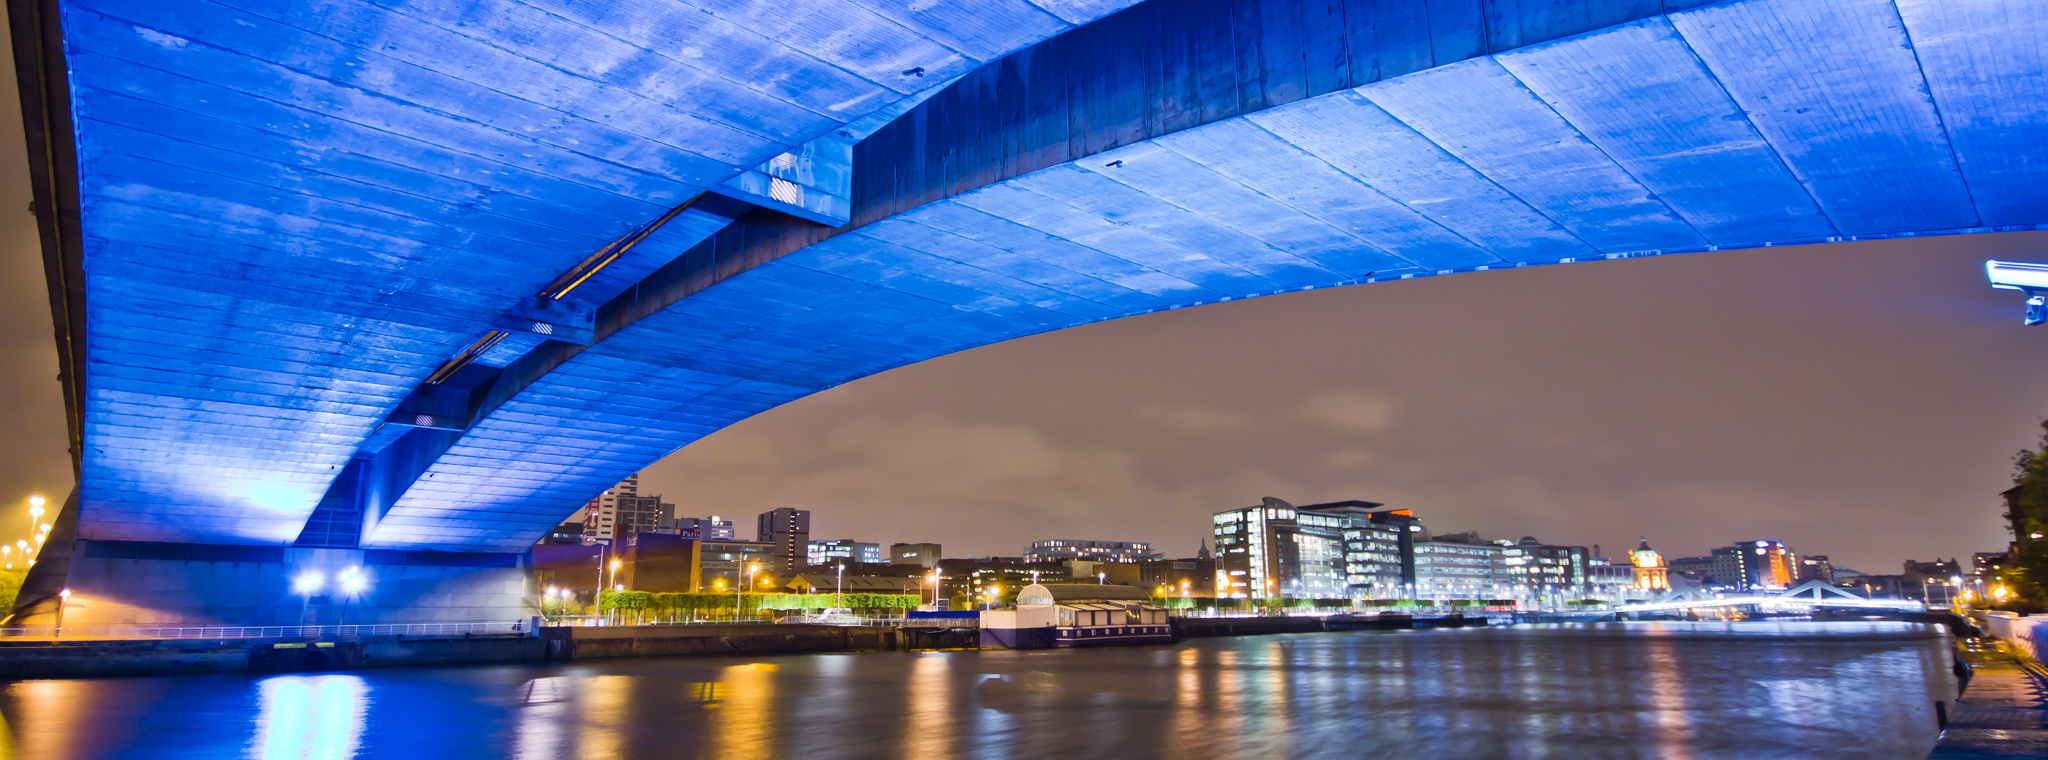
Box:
[2003,420,2048,611]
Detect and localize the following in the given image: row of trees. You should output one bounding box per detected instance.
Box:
[1998,420,2048,612]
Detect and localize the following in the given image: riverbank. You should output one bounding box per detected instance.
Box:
[0,623,981,679]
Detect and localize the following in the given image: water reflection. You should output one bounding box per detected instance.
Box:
[0,622,1957,759]
[250,676,366,760]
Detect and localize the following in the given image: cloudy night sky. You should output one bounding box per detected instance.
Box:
[0,42,2043,577]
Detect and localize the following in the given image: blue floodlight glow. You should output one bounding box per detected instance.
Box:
[338,568,366,594]
[292,574,323,595]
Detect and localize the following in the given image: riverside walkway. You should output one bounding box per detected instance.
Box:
[1929,633,2048,758]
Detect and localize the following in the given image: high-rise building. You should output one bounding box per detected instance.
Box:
[580,473,639,544]
[675,516,735,540]
[808,539,883,566]
[1707,541,1796,591]
[1022,540,1155,564]
[1630,538,1668,590]
[1741,540,1797,591]
[756,508,811,574]
[613,493,673,538]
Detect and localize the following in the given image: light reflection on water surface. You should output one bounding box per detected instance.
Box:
[0,622,1955,759]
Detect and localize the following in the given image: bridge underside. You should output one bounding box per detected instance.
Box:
[376,0,2048,551]
[16,0,2048,623]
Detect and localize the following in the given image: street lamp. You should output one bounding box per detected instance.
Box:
[336,567,366,625]
[608,558,623,622]
[741,563,760,621]
[293,573,323,627]
[836,563,845,612]
[55,588,69,638]
[27,496,44,533]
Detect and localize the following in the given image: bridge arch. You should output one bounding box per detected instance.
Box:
[365,0,2048,550]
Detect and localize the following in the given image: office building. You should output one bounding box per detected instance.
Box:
[1798,554,1836,584]
[1098,557,1218,598]
[1414,536,1506,600]
[808,539,883,566]
[756,508,811,574]
[1669,555,1715,585]
[700,539,776,591]
[613,493,673,538]
[1586,557,1635,602]
[616,532,700,593]
[1342,509,1421,600]
[890,542,943,568]
[1500,537,1588,603]
[1214,497,1418,600]
[674,515,735,541]
[1022,540,1155,564]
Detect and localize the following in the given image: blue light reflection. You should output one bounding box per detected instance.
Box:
[251,675,367,760]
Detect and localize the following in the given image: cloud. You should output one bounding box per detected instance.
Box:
[1134,401,1252,433]
[1289,388,1400,434]
[1322,447,1379,470]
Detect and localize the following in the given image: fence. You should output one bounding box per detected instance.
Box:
[0,621,526,642]
[546,613,980,628]
[1974,611,2047,661]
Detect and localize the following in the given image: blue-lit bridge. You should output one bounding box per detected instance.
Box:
[1615,581,1929,615]
[11,0,2047,625]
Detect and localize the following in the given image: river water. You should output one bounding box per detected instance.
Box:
[0,622,1956,759]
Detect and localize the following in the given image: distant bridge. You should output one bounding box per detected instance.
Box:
[1615,581,1928,614]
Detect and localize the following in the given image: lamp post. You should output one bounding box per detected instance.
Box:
[27,496,44,535]
[55,588,69,639]
[292,572,323,627]
[337,567,365,626]
[836,563,845,611]
[741,563,759,622]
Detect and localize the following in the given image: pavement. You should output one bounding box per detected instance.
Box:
[1928,638,2048,758]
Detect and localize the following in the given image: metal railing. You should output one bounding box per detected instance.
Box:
[544,614,980,628]
[781,614,980,627]
[0,621,526,642]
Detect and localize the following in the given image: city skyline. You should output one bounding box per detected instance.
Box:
[629,233,2047,574]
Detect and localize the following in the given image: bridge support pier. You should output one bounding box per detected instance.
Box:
[17,539,531,628]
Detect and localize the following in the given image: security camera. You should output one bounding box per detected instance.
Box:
[1986,260,2048,325]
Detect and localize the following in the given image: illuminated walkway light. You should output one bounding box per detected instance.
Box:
[1986,260,2048,324]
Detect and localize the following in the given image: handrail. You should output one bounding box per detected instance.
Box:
[0,621,526,642]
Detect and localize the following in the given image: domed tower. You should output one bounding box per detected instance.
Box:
[1630,537,1669,591]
